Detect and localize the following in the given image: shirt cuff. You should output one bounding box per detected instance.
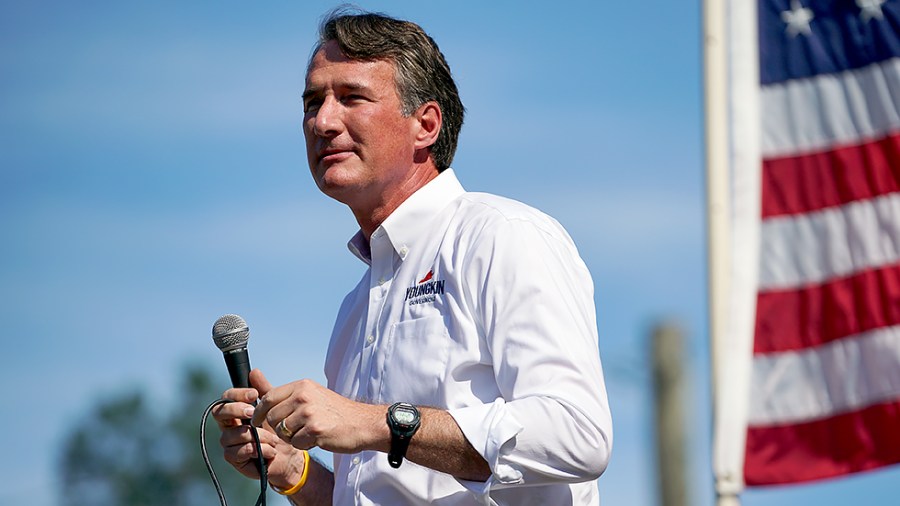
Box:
[449,398,525,502]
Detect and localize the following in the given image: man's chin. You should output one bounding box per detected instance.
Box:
[316,178,363,205]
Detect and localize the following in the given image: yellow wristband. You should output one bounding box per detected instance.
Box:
[273,450,310,496]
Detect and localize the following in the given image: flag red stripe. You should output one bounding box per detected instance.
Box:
[744,398,900,485]
[754,263,900,354]
[761,133,900,218]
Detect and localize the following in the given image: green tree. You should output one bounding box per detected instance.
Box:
[58,362,275,506]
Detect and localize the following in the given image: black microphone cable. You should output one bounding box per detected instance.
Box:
[201,399,268,506]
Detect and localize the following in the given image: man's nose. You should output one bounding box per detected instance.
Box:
[312,96,342,137]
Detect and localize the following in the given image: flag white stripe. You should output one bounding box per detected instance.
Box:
[761,57,900,158]
[759,192,900,290]
[749,324,900,425]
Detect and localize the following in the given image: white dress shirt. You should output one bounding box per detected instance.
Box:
[324,169,613,505]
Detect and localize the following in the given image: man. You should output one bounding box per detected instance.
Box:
[214,9,612,505]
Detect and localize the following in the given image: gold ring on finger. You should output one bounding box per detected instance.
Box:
[277,419,295,439]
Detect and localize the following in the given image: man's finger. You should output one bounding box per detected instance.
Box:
[250,369,290,427]
[220,386,259,404]
[250,369,273,395]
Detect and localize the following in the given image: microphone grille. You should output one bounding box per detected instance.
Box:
[212,314,250,351]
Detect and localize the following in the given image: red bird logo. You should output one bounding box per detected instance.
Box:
[418,270,434,284]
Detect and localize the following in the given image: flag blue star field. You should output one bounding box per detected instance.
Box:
[747,0,900,485]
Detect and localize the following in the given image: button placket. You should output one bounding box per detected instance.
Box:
[362,228,397,401]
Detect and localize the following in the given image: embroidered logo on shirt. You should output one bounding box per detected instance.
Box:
[406,269,444,306]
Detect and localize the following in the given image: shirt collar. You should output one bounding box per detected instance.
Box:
[347,168,465,265]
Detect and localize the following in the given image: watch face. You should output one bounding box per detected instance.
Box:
[393,407,417,425]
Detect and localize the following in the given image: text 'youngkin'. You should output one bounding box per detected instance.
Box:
[405,279,445,301]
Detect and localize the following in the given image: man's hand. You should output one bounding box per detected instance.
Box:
[211,369,307,490]
[251,374,389,455]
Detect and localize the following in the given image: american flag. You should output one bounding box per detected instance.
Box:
[745,0,900,485]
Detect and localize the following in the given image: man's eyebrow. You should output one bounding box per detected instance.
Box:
[302,81,371,101]
[341,81,369,91]
[302,87,321,102]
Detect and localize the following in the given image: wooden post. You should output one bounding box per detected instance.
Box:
[652,321,688,506]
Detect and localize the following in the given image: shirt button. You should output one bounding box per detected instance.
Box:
[366,335,375,345]
[399,246,409,257]
[352,456,361,465]
[378,277,385,286]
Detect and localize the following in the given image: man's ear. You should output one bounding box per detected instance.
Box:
[413,101,442,150]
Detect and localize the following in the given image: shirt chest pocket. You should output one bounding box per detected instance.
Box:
[378,316,450,406]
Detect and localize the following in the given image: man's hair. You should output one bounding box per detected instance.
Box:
[312,8,465,172]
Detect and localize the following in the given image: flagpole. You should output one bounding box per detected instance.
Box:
[703,0,740,504]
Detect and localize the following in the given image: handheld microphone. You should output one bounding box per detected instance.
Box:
[208,314,266,484]
[212,314,252,389]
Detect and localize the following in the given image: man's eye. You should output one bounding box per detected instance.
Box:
[343,94,367,104]
[303,99,322,113]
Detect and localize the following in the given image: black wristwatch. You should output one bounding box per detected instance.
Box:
[386,402,421,468]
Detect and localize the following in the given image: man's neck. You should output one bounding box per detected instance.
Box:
[353,164,440,239]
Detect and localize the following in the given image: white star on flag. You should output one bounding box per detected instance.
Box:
[781,0,814,37]
[857,0,886,22]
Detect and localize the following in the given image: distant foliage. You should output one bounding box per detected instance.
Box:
[58,363,270,506]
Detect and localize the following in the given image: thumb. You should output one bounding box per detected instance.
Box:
[249,368,273,396]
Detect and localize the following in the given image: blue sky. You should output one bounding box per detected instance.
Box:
[1,1,897,504]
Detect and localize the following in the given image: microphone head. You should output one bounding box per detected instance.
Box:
[212,314,250,352]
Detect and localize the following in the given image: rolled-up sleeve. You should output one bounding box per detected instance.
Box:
[449,212,613,500]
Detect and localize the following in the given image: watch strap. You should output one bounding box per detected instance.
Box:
[388,434,412,468]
